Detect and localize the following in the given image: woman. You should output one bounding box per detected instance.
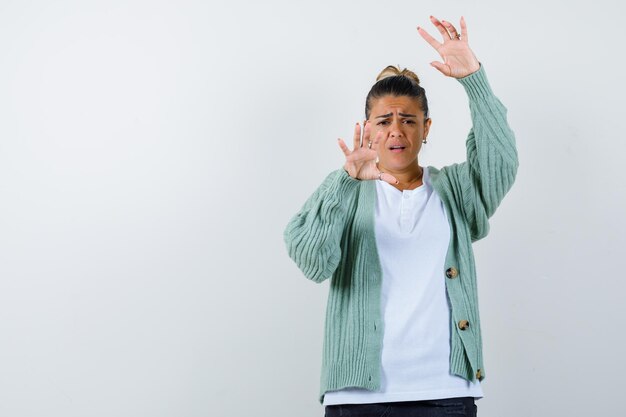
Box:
[284,16,518,417]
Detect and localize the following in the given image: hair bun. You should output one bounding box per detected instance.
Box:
[376,65,420,85]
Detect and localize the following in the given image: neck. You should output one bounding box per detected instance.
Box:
[378,161,424,191]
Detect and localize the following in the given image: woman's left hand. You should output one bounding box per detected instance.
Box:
[417,16,480,79]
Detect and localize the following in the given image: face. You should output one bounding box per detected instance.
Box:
[367,95,431,173]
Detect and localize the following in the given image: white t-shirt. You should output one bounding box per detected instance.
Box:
[323,167,483,405]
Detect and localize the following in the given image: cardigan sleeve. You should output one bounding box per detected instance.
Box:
[283,169,361,283]
[440,64,519,241]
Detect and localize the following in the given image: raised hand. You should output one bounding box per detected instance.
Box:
[337,122,398,185]
[417,16,480,79]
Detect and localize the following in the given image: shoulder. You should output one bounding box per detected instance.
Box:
[426,165,447,187]
[426,164,467,202]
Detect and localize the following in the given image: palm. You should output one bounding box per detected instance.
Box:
[337,123,398,185]
[345,146,378,179]
[417,16,480,79]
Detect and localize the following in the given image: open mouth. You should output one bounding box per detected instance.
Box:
[389,145,406,152]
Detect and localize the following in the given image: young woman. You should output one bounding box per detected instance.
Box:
[284,16,518,417]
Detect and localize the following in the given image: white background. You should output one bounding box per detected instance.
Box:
[1,0,624,416]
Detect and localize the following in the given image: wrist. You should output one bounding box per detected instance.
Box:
[466,61,481,76]
[343,167,360,180]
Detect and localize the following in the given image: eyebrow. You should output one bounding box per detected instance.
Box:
[375,112,417,118]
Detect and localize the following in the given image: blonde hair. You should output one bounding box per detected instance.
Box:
[375,65,421,85]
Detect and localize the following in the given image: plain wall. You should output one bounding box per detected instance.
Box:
[1,0,624,416]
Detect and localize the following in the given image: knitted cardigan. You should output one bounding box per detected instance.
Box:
[284,65,518,404]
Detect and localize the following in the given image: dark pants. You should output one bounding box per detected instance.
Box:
[324,397,477,417]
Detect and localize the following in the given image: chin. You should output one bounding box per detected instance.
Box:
[379,155,418,171]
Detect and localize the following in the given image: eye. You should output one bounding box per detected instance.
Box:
[403,120,416,124]
[377,120,390,126]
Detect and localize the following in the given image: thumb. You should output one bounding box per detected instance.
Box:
[430,61,450,76]
[379,172,399,185]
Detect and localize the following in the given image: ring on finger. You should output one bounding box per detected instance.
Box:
[368,141,373,149]
[378,172,384,181]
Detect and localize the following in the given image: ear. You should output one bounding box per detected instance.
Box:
[423,118,432,139]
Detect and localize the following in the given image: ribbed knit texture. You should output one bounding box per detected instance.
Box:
[284,64,518,405]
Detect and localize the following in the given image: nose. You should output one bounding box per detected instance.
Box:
[389,119,403,138]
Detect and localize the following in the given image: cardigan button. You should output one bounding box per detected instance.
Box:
[446,267,458,279]
[458,320,470,330]
[476,369,482,379]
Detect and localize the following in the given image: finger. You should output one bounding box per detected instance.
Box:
[337,138,351,157]
[430,61,451,76]
[362,121,372,146]
[416,26,442,50]
[440,19,459,40]
[460,16,468,42]
[378,171,399,185]
[429,15,451,40]
[352,123,361,149]
[369,130,384,151]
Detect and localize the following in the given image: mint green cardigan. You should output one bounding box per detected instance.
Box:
[284,65,518,404]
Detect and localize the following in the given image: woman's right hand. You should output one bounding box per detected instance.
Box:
[337,122,398,185]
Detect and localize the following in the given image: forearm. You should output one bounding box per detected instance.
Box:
[457,64,519,216]
[284,169,360,283]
